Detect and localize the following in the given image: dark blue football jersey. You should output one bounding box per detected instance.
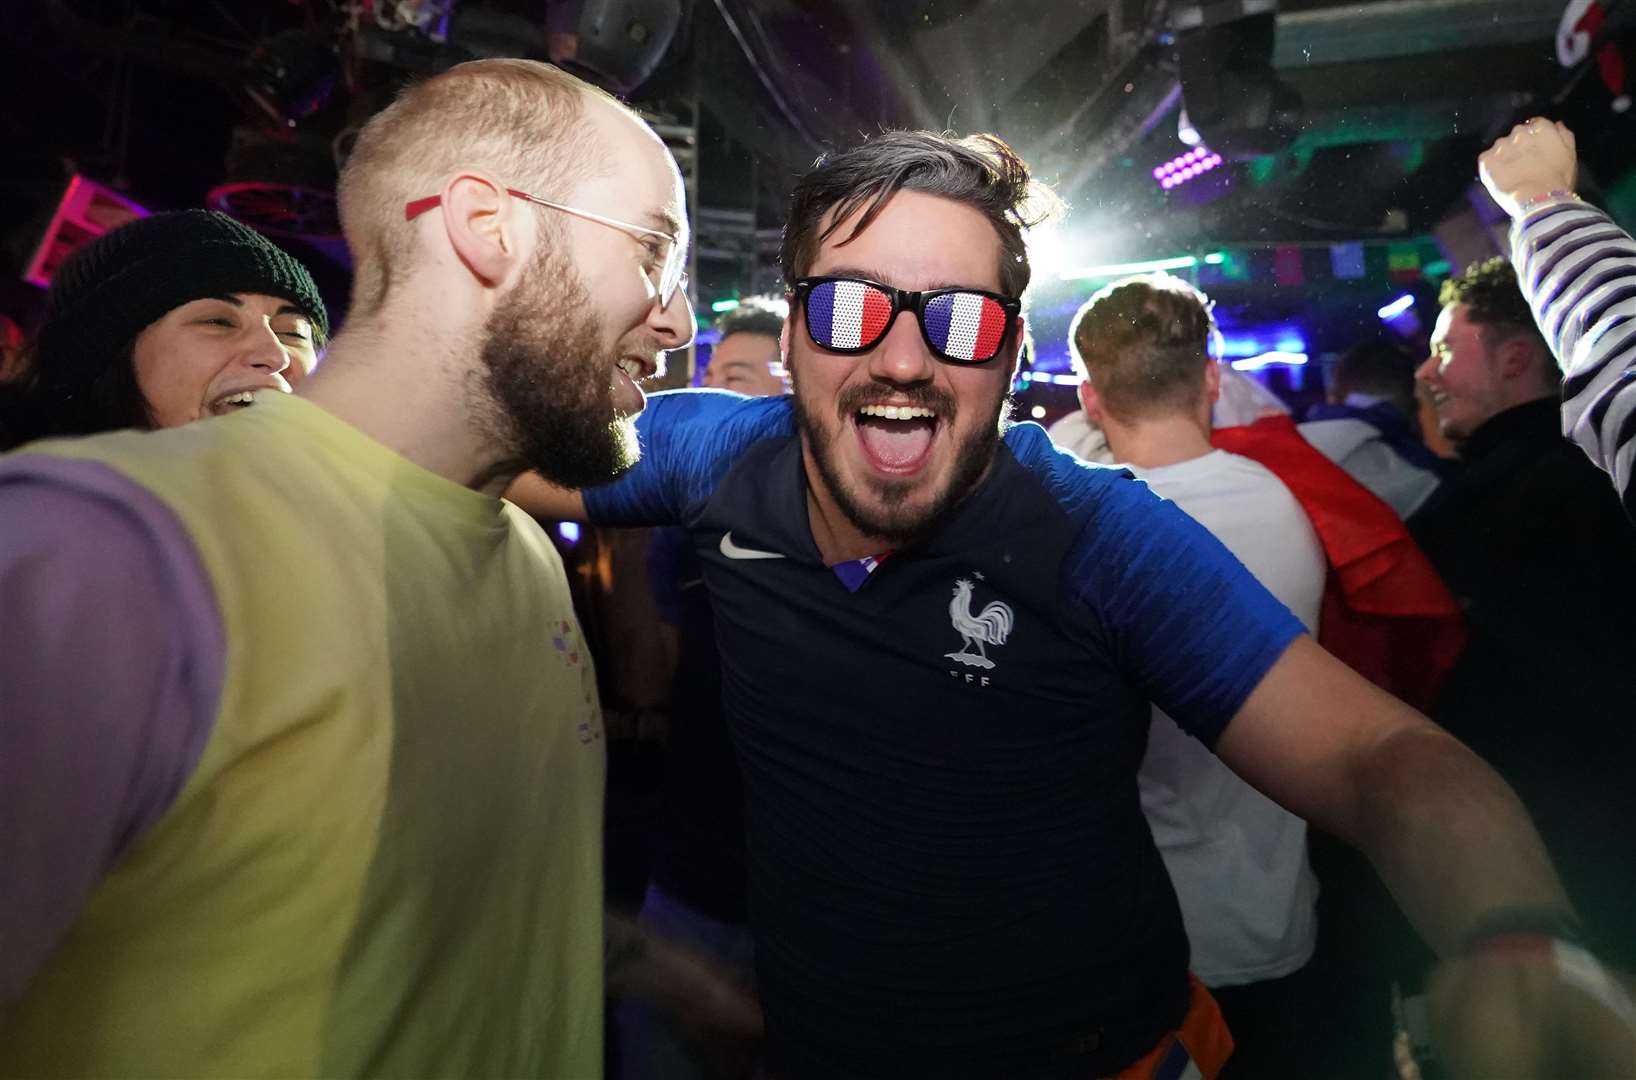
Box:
[584,389,1305,1078]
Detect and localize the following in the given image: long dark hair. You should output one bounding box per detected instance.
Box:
[0,340,152,451]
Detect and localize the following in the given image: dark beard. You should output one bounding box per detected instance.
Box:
[792,374,1012,546]
[476,247,640,489]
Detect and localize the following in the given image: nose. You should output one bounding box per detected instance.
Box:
[1414,353,1438,385]
[867,308,935,386]
[243,318,293,376]
[649,286,696,351]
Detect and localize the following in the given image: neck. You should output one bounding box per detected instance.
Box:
[1100,411,1215,470]
[296,296,517,496]
[802,446,893,564]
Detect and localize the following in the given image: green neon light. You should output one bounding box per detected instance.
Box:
[710,298,741,313]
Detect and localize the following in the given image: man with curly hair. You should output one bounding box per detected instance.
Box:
[1410,256,1636,976]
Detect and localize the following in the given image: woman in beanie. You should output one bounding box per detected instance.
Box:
[0,209,329,450]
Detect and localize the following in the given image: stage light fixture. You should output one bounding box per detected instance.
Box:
[1172,1,1301,158]
[243,29,340,128]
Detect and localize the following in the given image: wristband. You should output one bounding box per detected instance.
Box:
[1463,911,1636,1032]
[1515,189,1581,211]
[1462,907,1588,952]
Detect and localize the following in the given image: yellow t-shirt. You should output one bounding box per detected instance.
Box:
[1,392,606,1078]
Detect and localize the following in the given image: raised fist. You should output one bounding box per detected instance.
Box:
[1478,118,1579,220]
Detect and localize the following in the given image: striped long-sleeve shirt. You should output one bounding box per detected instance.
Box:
[1511,199,1636,518]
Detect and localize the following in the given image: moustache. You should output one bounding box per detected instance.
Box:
[837,380,955,420]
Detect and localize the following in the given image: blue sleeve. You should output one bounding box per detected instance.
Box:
[581,389,796,527]
[1065,469,1306,746]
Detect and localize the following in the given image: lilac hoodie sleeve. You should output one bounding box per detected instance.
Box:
[0,457,224,1002]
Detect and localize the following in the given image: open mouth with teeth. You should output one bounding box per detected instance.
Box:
[854,402,940,475]
[207,390,259,417]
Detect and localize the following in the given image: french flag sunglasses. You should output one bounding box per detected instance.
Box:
[792,276,1021,365]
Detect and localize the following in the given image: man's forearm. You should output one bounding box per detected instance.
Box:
[1347,721,1573,957]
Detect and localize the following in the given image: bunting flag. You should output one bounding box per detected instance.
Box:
[1329,242,1367,280]
[1274,246,1304,287]
[1387,243,1422,284]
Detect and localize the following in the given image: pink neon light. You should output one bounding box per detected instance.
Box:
[23,176,149,289]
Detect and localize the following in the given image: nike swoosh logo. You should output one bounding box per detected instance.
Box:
[719,531,785,560]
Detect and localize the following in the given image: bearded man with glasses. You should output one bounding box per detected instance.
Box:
[514,131,1635,1079]
[0,59,764,1078]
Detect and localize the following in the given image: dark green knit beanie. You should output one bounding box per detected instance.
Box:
[36,209,329,378]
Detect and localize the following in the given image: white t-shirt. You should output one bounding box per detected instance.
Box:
[1126,449,1327,987]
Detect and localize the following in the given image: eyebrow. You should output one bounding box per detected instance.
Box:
[817,266,991,292]
[646,207,684,237]
[206,295,308,322]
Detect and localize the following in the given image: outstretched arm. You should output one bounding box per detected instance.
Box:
[1218,636,1566,952]
[504,471,589,521]
[1217,636,1635,1077]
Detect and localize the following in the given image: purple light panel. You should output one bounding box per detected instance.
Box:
[1153,147,1224,191]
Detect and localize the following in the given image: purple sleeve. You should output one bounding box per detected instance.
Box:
[0,458,224,1002]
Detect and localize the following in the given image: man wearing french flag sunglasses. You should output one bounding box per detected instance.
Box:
[519,131,1632,1079]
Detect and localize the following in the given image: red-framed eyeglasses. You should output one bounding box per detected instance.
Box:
[405,188,689,307]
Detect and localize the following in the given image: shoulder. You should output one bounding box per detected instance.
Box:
[639,389,795,452]
[1003,420,1146,524]
[0,453,220,634]
[1209,451,1308,510]
[1,452,192,559]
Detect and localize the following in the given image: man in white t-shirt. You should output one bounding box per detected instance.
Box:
[1066,273,1328,1078]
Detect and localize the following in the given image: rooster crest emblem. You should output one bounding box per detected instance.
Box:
[944,577,1014,670]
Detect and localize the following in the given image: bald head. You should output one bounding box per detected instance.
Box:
[338,59,642,315]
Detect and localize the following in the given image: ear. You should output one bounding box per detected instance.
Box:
[1077,379,1103,423]
[1494,336,1542,384]
[1003,316,1029,380]
[1204,359,1223,404]
[438,172,524,289]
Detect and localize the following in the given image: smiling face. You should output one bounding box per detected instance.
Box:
[704,331,785,396]
[476,96,695,487]
[787,190,1022,549]
[1417,303,1507,443]
[129,293,319,427]
[550,97,695,421]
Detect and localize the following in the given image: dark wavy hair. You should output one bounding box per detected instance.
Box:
[714,297,786,340]
[0,341,150,451]
[1328,337,1421,420]
[1438,257,1544,346]
[779,130,1061,300]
